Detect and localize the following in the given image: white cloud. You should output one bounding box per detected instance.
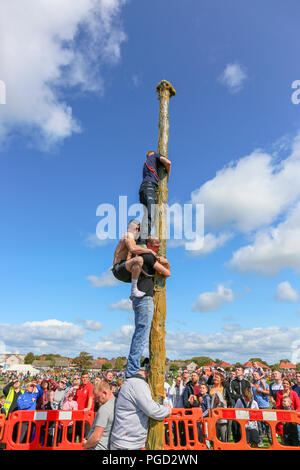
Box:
[86,270,119,287]
[77,318,102,331]
[90,324,300,364]
[93,324,134,353]
[189,132,300,275]
[191,135,300,234]
[222,324,241,332]
[274,281,299,302]
[108,298,133,312]
[0,319,85,354]
[165,326,300,364]
[0,341,7,354]
[188,232,233,255]
[168,232,232,256]
[192,284,235,312]
[219,62,247,93]
[132,74,141,87]
[0,0,127,147]
[1,319,300,364]
[230,202,300,276]
[84,233,111,248]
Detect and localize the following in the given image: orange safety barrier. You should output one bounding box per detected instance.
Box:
[163,408,207,450]
[0,413,6,442]
[205,408,300,450]
[2,407,300,450]
[3,410,95,450]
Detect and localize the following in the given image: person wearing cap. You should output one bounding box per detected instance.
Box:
[125,236,171,378]
[2,378,24,418]
[110,359,171,450]
[17,382,43,444]
[17,381,43,411]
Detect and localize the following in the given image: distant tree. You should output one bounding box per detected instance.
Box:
[114,357,124,370]
[248,357,268,366]
[191,357,214,367]
[270,364,280,371]
[24,352,35,364]
[234,362,243,369]
[73,352,93,370]
[214,359,222,364]
[169,364,179,372]
[279,359,291,363]
[296,363,300,371]
[102,362,112,371]
[45,354,61,360]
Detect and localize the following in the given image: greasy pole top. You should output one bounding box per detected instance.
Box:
[155,79,176,259]
[156,80,176,160]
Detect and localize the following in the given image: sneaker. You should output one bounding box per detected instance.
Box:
[130,289,145,299]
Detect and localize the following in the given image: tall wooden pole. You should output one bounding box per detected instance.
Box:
[146,79,176,450]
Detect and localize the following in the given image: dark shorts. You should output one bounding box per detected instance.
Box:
[112,261,131,283]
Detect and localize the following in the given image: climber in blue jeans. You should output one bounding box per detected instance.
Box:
[125,236,171,378]
[138,150,171,244]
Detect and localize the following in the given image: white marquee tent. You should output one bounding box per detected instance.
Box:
[5,364,40,374]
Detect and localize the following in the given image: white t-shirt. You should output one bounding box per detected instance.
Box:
[235,398,259,430]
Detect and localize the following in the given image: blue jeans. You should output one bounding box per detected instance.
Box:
[139,182,158,243]
[125,296,154,378]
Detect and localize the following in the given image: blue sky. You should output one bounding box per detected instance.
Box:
[0,0,300,364]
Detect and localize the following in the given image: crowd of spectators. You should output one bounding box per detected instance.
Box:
[0,369,124,447]
[163,362,300,448]
[0,361,299,449]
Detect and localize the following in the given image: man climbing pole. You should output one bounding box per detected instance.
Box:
[138,150,171,245]
[112,219,157,299]
[125,235,171,378]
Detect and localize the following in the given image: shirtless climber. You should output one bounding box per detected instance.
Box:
[112,219,157,299]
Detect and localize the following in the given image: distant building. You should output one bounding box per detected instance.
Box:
[243,361,270,371]
[54,358,69,368]
[32,358,69,369]
[1,354,26,368]
[279,362,296,371]
[165,361,186,372]
[218,361,233,369]
[186,362,198,371]
[90,360,103,370]
[32,360,52,368]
